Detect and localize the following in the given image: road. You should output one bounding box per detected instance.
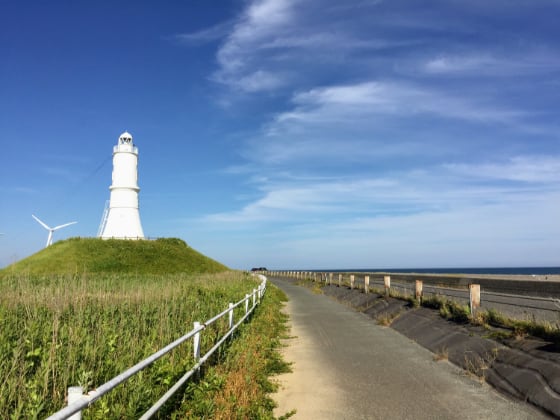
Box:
[270,277,549,420]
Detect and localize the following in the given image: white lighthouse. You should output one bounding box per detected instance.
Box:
[98,131,145,239]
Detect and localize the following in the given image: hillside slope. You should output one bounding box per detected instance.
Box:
[1,237,228,275]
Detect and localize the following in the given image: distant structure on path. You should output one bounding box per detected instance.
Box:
[98,131,145,239]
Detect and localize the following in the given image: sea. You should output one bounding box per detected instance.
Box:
[306,267,560,275]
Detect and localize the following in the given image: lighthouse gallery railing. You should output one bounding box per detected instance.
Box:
[46,275,267,420]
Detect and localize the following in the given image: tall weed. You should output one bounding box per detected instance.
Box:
[0,271,259,418]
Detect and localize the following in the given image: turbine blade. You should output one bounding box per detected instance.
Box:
[52,221,78,231]
[32,214,51,230]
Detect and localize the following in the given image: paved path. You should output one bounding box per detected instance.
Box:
[271,277,549,420]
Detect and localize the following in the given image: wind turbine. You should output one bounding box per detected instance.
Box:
[32,215,77,247]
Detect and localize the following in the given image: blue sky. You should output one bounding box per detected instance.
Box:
[1,0,560,270]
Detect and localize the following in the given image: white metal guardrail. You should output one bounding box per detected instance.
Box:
[46,275,267,420]
[270,271,560,323]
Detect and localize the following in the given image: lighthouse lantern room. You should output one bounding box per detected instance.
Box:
[98,131,145,239]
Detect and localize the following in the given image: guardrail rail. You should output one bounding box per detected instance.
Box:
[269,271,560,324]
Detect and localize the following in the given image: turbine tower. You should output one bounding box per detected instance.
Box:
[32,215,77,247]
[99,131,145,239]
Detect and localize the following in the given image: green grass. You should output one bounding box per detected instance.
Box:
[0,271,271,418]
[179,285,291,419]
[0,238,294,418]
[479,309,560,343]
[0,237,228,276]
[421,295,471,323]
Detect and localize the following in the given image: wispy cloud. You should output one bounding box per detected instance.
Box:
[232,69,288,92]
[209,0,412,92]
[194,166,560,267]
[240,80,528,168]
[170,21,233,45]
[422,52,560,77]
[201,161,560,226]
[424,55,498,75]
[445,156,560,183]
[189,0,560,267]
[211,0,297,91]
[285,81,524,124]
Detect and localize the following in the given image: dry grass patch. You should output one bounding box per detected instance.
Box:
[376,312,401,326]
[433,347,449,362]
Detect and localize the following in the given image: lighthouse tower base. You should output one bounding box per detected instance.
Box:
[100,207,144,239]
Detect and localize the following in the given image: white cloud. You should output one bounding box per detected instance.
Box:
[213,0,297,91]
[193,170,560,267]
[445,156,560,183]
[277,81,525,127]
[424,55,496,74]
[423,52,560,76]
[210,0,408,92]
[200,163,560,227]
[245,80,525,166]
[233,69,288,92]
[171,21,233,45]
[189,0,560,267]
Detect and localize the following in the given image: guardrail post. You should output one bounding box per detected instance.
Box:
[67,386,84,420]
[338,274,342,287]
[253,289,257,307]
[228,303,234,330]
[193,322,201,363]
[415,280,423,303]
[469,284,480,316]
[384,275,391,297]
[329,273,333,285]
[365,276,370,294]
[350,275,355,289]
[245,294,249,314]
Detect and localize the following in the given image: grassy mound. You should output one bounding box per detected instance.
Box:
[1,237,228,275]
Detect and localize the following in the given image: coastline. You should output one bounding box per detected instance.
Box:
[372,272,560,282]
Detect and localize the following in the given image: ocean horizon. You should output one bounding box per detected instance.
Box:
[302,267,560,276]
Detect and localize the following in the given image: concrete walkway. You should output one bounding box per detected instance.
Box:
[271,277,549,420]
